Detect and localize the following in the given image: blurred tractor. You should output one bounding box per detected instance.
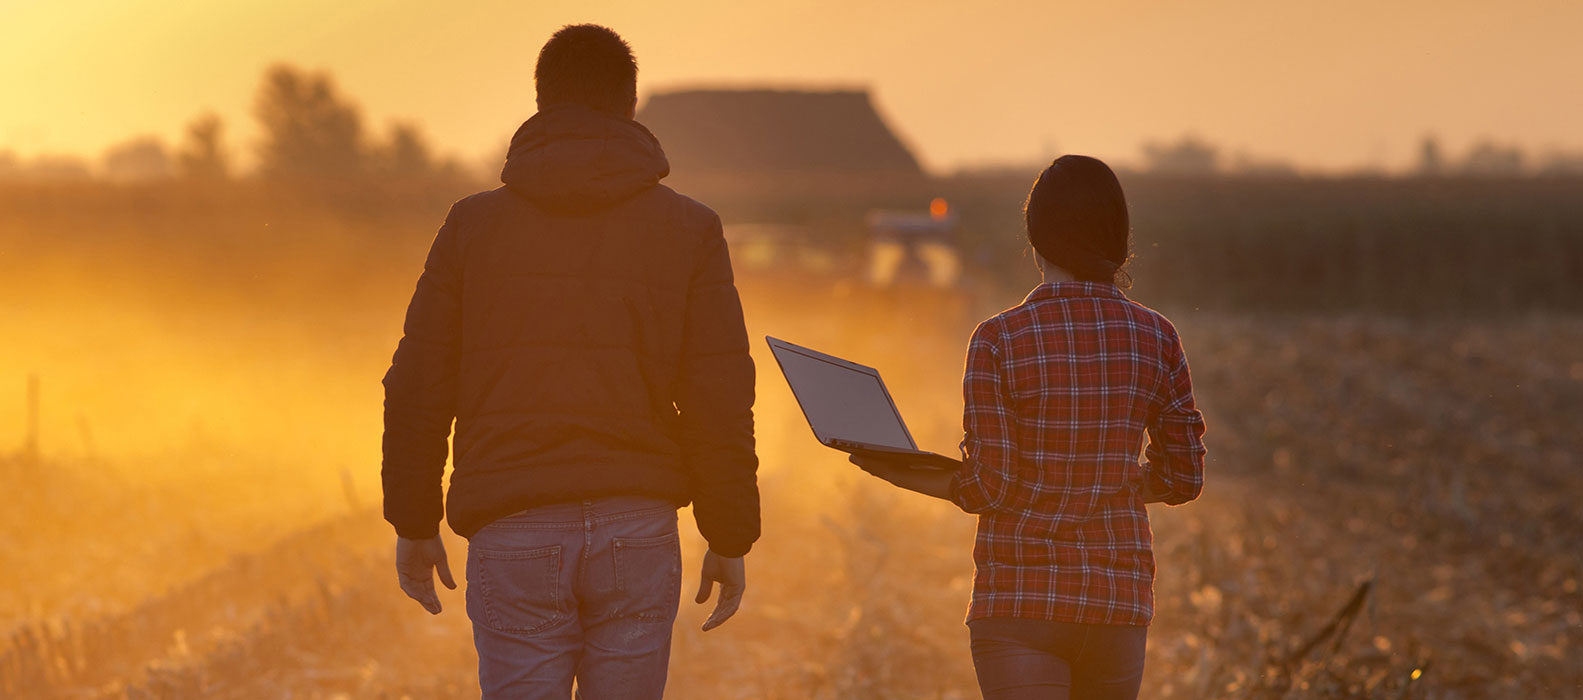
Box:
[864,197,961,289]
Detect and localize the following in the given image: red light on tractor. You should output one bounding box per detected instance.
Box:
[929,197,949,220]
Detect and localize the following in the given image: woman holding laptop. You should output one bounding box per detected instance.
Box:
[852,155,1207,700]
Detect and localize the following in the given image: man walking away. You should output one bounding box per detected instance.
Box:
[380,24,759,699]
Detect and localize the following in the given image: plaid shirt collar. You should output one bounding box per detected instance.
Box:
[1023,281,1127,304]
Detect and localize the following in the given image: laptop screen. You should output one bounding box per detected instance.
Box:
[768,340,916,450]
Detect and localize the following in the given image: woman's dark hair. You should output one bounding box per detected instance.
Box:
[535,24,638,115]
[1024,155,1133,286]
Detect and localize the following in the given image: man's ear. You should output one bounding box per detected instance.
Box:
[626,96,637,121]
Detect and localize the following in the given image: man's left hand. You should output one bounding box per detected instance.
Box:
[396,534,457,614]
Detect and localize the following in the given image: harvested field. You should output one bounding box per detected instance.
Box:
[4,289,1578,698]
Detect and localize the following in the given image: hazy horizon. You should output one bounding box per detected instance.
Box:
[4,0,1582,174]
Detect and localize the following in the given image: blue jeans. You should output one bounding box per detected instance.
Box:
[969,618,1148,700]
[466,496,681,699]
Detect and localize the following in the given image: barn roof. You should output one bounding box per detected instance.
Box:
[636,89,922,177]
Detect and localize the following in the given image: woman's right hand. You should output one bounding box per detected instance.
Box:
[1140,478,1168,504]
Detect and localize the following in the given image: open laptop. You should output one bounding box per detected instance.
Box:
[765,336,962,470]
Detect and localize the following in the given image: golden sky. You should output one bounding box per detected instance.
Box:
[3,0,1581,172]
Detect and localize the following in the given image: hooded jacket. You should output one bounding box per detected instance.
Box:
[381,105,760,557]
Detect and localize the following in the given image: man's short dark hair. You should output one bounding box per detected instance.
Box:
[535,24,638,115]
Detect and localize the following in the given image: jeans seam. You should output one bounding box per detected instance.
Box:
[580,503,593,592]
[484,521,583,531]
[592,505,677,525]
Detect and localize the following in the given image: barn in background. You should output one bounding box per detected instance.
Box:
[635,88,967,307]
[636,89,925,187]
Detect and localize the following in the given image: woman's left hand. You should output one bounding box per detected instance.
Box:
[850,455,912,482]
[849,455,958,502]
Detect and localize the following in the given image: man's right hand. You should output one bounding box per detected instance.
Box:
[694,550,746,631]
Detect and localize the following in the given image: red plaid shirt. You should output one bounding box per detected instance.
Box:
[949,282,1206,626]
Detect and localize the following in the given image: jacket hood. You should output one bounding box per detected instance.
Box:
[500,105,670,212]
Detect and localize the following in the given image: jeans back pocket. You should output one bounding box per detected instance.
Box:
[470,544,567,634]
[611,531,681,623]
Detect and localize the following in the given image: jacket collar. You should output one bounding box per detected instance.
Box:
[1023,281,1127,304]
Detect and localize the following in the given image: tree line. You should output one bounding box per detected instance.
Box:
[0,65,471,186]
[3,63,1582,183]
